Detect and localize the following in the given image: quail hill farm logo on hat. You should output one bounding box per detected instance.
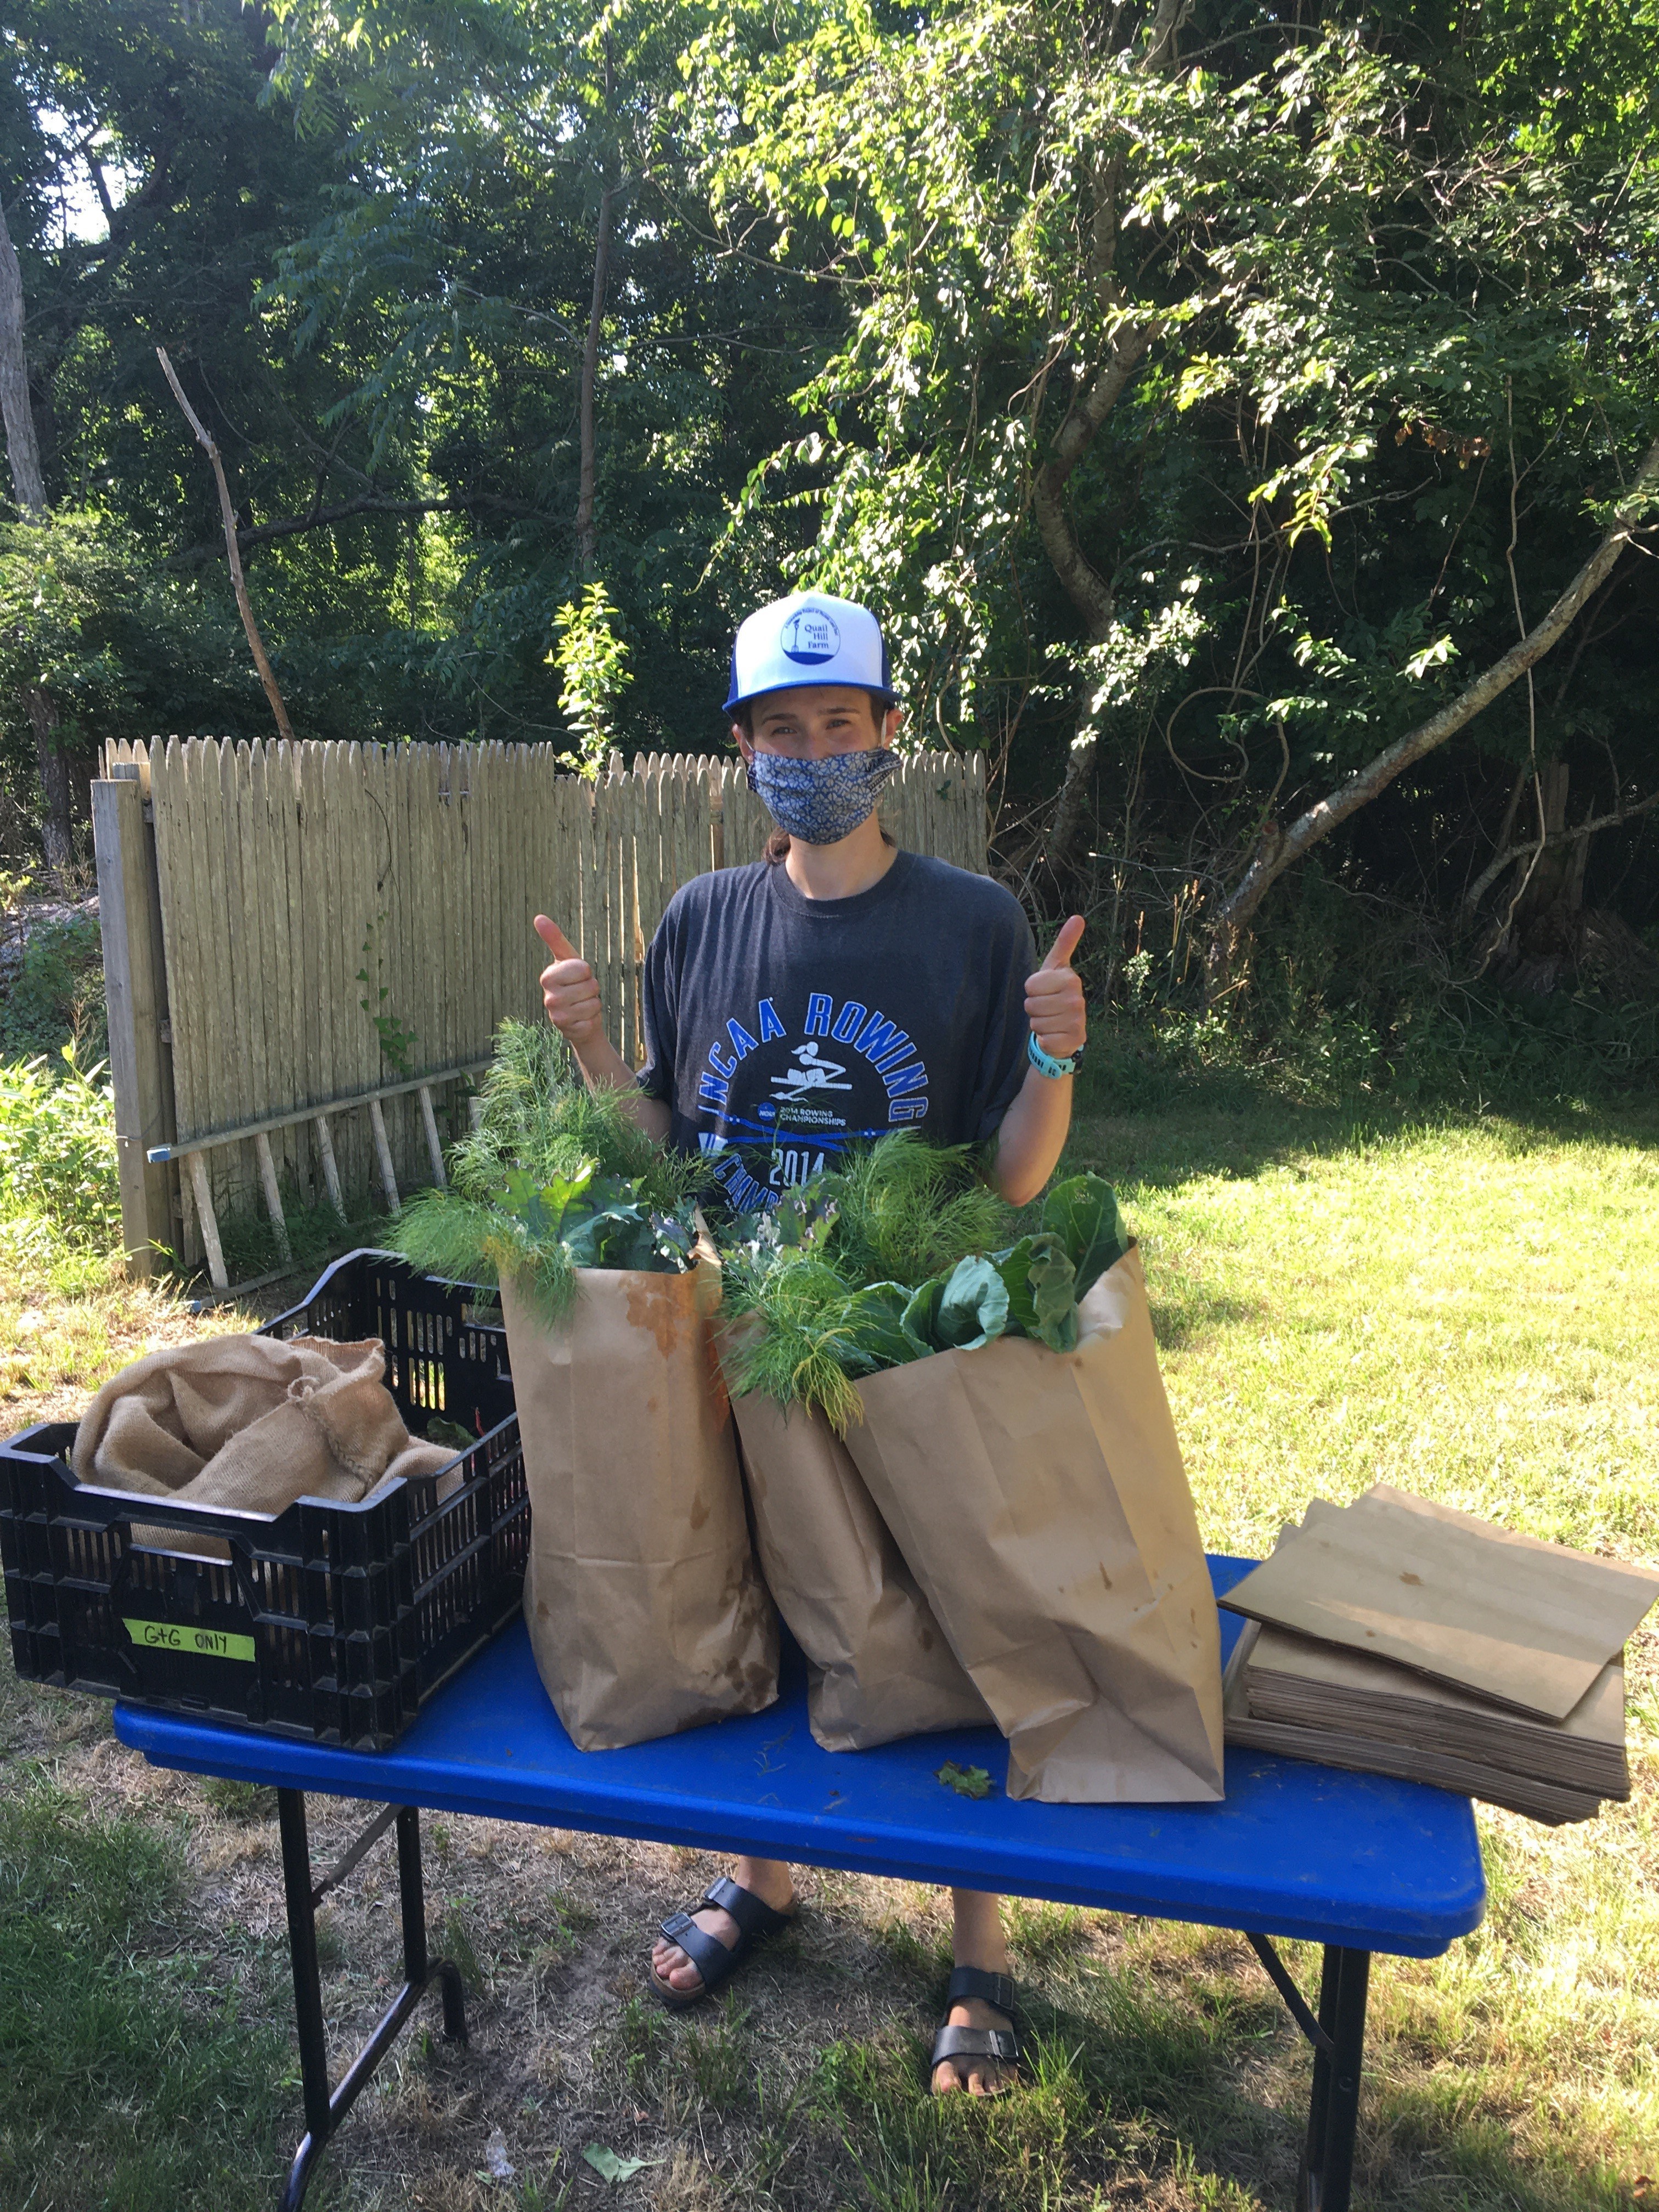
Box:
[724,592,897,713]
[781,605,840,664]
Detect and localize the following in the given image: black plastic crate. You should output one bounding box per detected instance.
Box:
[0,1250,527,1750]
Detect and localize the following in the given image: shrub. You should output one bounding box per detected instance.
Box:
[0,1047,121,1250]
[0,915,106,1062]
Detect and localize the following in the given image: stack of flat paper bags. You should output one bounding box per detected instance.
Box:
[1220,1486,1659,1825]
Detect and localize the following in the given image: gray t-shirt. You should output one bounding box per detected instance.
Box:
[638,852,1036,1212]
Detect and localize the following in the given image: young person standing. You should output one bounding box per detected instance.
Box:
[534,591,1085,2095]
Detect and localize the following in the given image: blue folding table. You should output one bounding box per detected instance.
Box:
[113,1559,1486,2212]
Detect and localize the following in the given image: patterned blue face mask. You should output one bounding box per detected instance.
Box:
[746,747,899,845]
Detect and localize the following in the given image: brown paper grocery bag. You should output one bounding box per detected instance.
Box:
[732,1390,990,1751]
[501,1263,778,1751]
[843,1248,1224,1803]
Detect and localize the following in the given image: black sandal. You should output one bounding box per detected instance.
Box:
[929,1967,1022,2092]
[647,1875,798,2011]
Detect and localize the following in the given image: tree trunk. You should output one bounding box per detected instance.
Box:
[1204,433,1659,995]
[3,201,72,868]
[0,200,45,514]
[575,180,618,575]
[25,685,72,870]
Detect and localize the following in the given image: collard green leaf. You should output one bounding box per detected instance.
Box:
[562,1200,659,1272]
[900,1274,946,1355]
[499,1161,595,1241]
[1041,1175,1131,1304]
[993,1231,1078,1350]
[934,1254,1010,1349]
[838,1280,921,1373]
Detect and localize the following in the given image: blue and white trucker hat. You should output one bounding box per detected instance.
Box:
[723,591,898,714]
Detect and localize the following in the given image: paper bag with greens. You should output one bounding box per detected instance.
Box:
[718,1141,994,1748]
[723,1138,1223,1804]
[393,1023,777,1750]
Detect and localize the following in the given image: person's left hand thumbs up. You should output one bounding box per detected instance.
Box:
[1024,915,1087,1062]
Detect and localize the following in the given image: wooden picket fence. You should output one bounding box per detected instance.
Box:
[93,737,988,1284]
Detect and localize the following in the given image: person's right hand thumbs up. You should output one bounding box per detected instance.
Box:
[534,914,603,1052]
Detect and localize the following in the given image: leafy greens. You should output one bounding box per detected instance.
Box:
[389,1019,703,1319]
[720,1136,1132,1430]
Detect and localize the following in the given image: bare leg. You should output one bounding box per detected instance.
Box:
[650,1855,797,1997]
[933,1889,1015,2096]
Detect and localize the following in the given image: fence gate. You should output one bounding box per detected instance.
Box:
[93,738,989,1287]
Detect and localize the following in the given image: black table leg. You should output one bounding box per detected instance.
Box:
[275,1790,468,2212]
[1296,1945,1370,2212]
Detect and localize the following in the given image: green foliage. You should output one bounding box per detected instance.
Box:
[0,1777,286,2209]
[550,582,634,777]
[7,0,1657,1021]
[936,1760,992,1799]
[1100,866,1659,1112]
[808,1130,1011,1287]
[0,1048,120,1251]
[690,0,1659,940]
[720,1137,1130,1425]
[356,916,417,1074]
[0,914,105,1062]
[389,1018,703,1314]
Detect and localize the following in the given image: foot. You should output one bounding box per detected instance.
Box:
[931,1991,1017,2097]
[649,1863,795,1999]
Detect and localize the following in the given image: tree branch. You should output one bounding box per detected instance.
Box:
[157,346,295,744]
[1464,787,1659,912]
[234,492,477,551]
[1207,435,1659,980]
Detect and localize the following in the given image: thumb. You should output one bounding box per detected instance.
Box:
[533,914,579,962]
[1040,914,1086,972]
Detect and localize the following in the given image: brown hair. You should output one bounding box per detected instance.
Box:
[732,691,894,864]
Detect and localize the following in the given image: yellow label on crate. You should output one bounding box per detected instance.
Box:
[123,1618,256,1663]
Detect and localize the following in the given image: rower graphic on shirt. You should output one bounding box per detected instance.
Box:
[770,1039,854,1104]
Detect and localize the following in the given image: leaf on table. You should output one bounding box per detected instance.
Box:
[582,2145,663,2183]
[937,1760,994,1799]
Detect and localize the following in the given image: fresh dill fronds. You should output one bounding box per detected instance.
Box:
[827,1132,1013,1284]
[387,1018,701,1311]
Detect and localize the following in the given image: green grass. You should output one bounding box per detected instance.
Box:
[0,1067,1654,2209]
[0,1774,289,2212]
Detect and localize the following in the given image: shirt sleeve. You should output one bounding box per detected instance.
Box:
[636,908,678,1103]
[970,902,1037,1142]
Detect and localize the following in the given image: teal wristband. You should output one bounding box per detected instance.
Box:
[1027,1030,1080,1079]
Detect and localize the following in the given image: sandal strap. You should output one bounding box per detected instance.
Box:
[704,1875,795,1941]
[657,1909,743,1994]
[946,1966,1017,2019]
[930,2024,1021,2069]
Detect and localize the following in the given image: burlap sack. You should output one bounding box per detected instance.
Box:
[501,1260,778,1751]
[843,1248,1224,1804]
[73,1335,458,1516]
[732,1390,990,1750]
